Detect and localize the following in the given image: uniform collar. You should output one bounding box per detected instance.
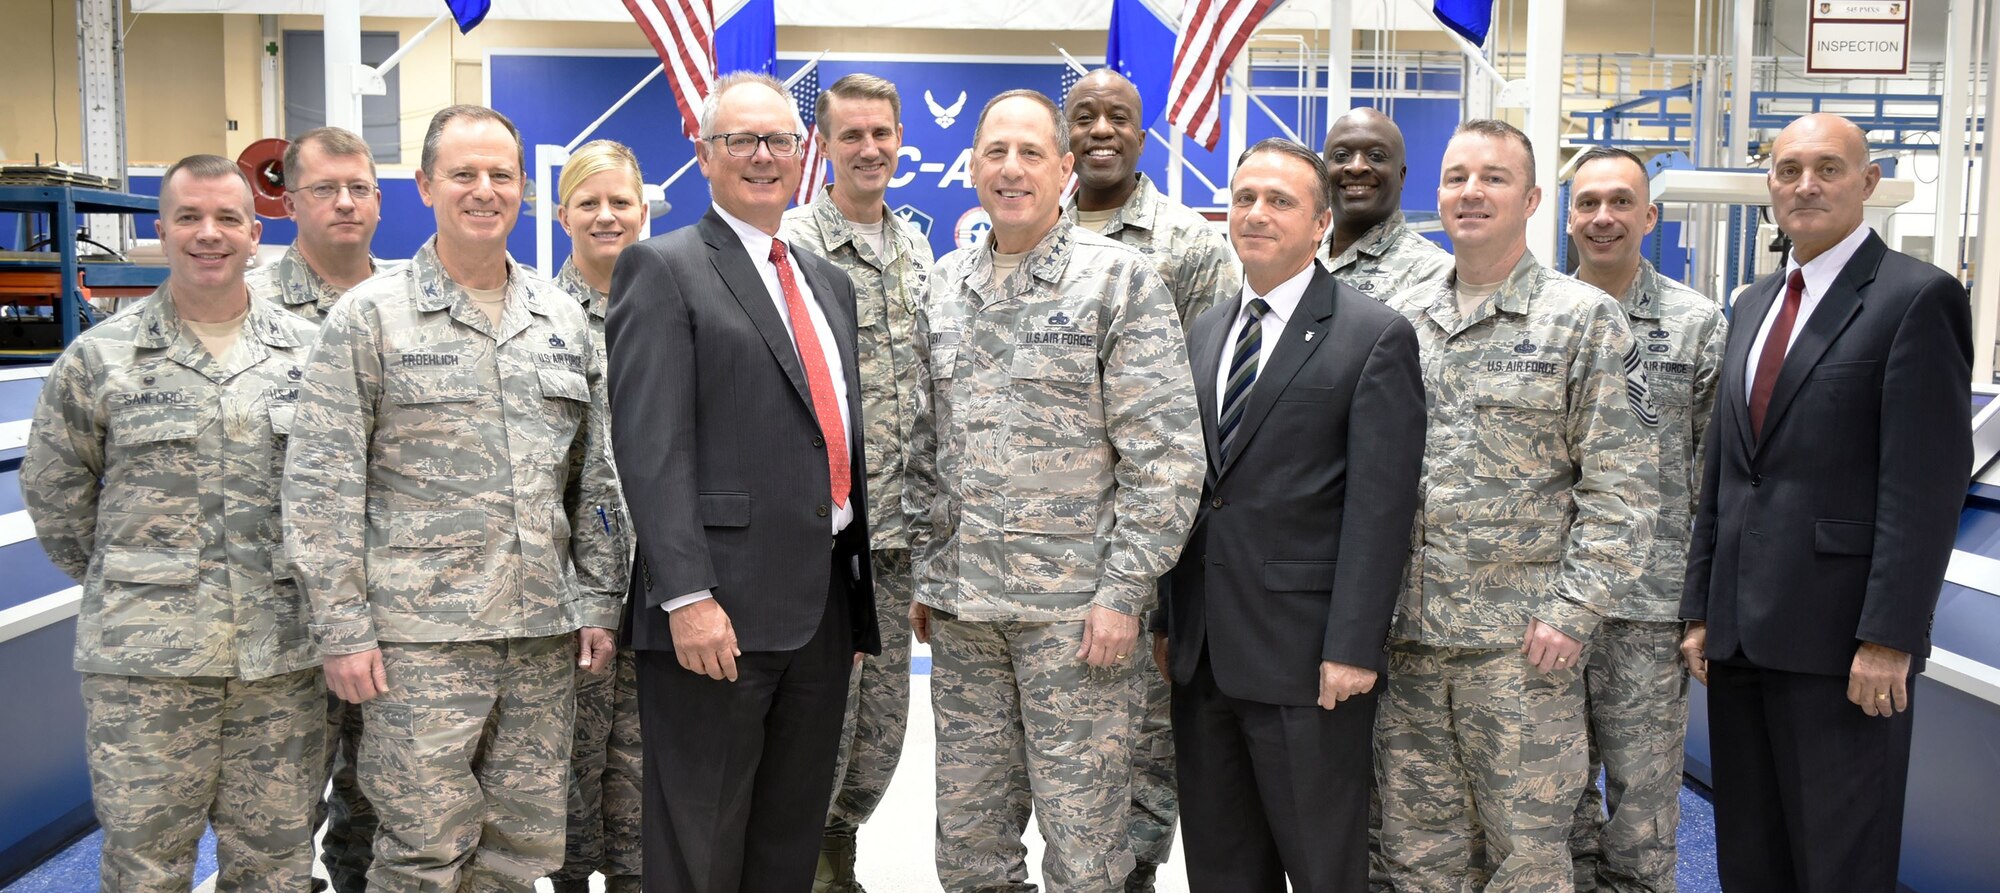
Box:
[1064,172,1161,237]
[408,236,545,316]
[134,282,303,351]
[969,220,1073,305]
[1420,250,1544,336]
[554,258,608,320]
[1616,259,1668,321]
[808,186,903,269]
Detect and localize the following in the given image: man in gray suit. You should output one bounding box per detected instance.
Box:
[1156,137,1426,892]
[605,71,881,893]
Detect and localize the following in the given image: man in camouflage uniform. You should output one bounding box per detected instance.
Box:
[247,127,389,324]
[1319,107,1452,300]
[283,105,630,892]
[778,73,935,893]
[1378,120,1659,893]
[1565,147,1726,893]
[23,154,326,893]
[1060,72,1236,890]
[1320,104,1455,893]
[906,89,1205,893]
[243,124,384,893]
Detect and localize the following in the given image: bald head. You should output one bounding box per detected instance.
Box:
[1322,106,1408,240]
[1067,69,1145,200]
[1066,69,1140,113]
[1768,112,1879,263]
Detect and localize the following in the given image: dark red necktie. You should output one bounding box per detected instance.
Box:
[1749,268,1806,438]
[769,238,850,509]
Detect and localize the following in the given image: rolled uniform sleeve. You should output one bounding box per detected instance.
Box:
[22,352,105,580]
[282,299,383,654]
[1093,265,1206,616]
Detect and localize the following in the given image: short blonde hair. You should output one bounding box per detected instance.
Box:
[559,139,645,206]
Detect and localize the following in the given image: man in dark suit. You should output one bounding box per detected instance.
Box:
[1682,112,1971,892]
[1156,137,1426,893]
[605,71,880,893]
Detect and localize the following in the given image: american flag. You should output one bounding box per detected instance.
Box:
[621,0,714,139]
[791,61,827,205]
[1166,0,1284,151]
[1059,63,1084,105]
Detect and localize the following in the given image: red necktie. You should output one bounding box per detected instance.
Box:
[1749,268,1806,438]
[769,238,851,509]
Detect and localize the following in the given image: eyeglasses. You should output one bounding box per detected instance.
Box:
[705,132,804,158]
[300,182,378,201]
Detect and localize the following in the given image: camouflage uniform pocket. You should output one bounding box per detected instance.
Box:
[368,509,490,615]
[1007,346,1101,449]
[95,546,201,649]
[536,368,588,434]
[1470,377,1564,480]
[1000,497,1100,593]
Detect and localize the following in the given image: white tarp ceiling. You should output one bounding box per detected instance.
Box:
[128,0,1448,33]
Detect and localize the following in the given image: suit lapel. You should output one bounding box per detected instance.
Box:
[1755,234,1882,453]
[1218,267,1335,478]
[701,210,812,409]
[1725,272,1782,458]
[1191,296,1232,483]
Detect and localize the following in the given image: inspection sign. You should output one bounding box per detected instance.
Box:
[1808,1,1912,74]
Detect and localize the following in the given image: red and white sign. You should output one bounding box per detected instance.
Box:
[1807,1,1912,75]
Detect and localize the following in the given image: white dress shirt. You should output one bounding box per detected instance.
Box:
[1744,223,1872,402]
[1216,261,1316,412]
[667,203,857,613]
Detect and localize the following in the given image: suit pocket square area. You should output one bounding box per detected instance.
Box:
[1263,560,1338,593]
[1814,519,1875,556]
[698,491,752,528]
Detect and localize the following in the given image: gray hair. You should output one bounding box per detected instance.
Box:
[973,89,1070,157]
[699,71,804,139]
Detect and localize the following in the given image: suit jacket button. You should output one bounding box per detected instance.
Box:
[812,434,825,448]
[817,504,830,517]
[1750,474,1763,487]
[1210,497,1223,509]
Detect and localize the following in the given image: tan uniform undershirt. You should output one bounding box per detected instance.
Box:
[1455,275,1505,320]
[467,281,508,327]
[183,306,249,363]
[992,248,1029,285]
[1074,207,1119,234]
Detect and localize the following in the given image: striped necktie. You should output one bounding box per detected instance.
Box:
[1217,298,1270,464]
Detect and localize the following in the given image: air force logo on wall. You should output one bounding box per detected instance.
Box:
[894,204,934,238]
[927,90,968,128]
[955,208,992,249]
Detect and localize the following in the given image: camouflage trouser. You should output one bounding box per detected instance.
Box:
[930,614,1139,893]
[1570,619,1686,893]
[1126,628,1177,869]
[551,648,643,884]
[826,548,915,833]
[318,691,376,893]
[361,636,577,893]
[82,669,327,893]
[1378,642,1589,893]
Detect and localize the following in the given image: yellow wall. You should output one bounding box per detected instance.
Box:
[2,0,1712,168]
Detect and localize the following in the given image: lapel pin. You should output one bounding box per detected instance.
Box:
[1304,331,1317,342]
